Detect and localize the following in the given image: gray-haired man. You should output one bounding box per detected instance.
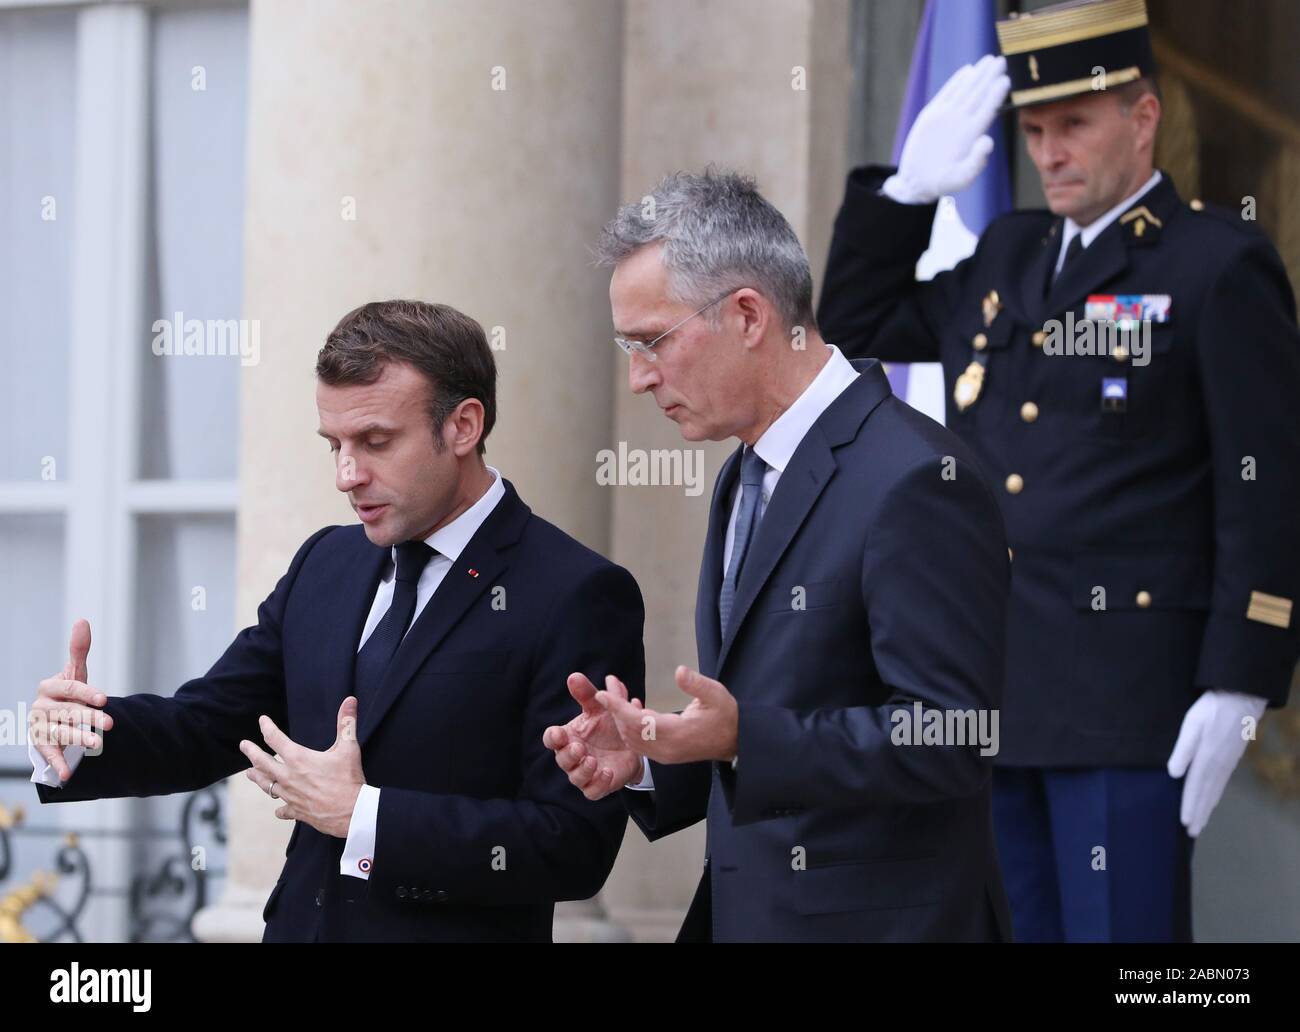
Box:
[543,169,1014,941]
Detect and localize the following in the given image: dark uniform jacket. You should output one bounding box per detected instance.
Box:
[818,165,1300,767]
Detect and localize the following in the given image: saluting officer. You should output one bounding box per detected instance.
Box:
[818,0,1300,942]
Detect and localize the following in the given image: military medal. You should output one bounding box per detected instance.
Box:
[1101,377,1128,413]
[955,291,1001,413]
[982,289,1001,327]
[954,361,986,412]
[1087,294,1171,329]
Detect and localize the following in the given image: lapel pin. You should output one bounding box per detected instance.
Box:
[1119,205,1162,240]
[467,568,479,578]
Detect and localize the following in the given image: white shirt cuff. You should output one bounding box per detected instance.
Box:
[339,784,380,880]
[29,741,84,788]
[626,756,655,791]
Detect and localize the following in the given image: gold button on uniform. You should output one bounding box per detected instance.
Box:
[1136,590,1152,608]
[973,332,988,350]
[1190,199,1204,211]
[1020,401,1039,423]
[1005,473,1024,494]
[1032,330,1045,347]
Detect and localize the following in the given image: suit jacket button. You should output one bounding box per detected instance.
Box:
[973,332,988,350]
[396,885,408,899]
[1191,198,1205,211]
[1005,473,1024,495]
[1136,590,1153,608]
[1020,401,1039,423]
[1032,330,1045,347]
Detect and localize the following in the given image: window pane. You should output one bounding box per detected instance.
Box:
[0,10,77,482]
[0,515,65,770]
[130,513,236,941]
[139,6,249,480]
[134,514,237,695]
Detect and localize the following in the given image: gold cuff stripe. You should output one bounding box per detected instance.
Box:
[998,0,1148,55]
[1247,590,1293,629]
[1009,65,1140,106]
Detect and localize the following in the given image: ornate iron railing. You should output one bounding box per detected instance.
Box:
[0,768,226,943]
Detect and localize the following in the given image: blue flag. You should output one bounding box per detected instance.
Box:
[887,0,1011,422]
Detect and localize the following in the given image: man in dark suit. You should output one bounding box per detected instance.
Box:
[543,170,1013,942]
[28,299,644,942]
[817,0,1300,941]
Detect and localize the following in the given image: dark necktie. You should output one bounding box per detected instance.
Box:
[718,446,768,638]
[355,540,435,707]
[1052,232,1085,286]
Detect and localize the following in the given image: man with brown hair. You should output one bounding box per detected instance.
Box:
[29,299,645,942]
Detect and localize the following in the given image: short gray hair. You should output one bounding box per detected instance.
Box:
[593,167,815,331]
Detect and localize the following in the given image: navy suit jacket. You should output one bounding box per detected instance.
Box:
[36,480,645,942]
[625,359,1014,942]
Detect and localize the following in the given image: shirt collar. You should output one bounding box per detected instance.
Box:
[1061,169,1162,256]
[385,465,505,577]
[750,345,860,474]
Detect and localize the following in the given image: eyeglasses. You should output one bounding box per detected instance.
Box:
[614,287,744,363]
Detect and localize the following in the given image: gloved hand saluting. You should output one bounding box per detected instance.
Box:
[883,54,1010,205]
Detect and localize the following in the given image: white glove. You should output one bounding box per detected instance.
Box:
[1166,689,1268,837]
[883,54,1010,205]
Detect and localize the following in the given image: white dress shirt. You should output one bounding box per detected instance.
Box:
[32,466,507,884]
[1054,170,1161,275]
[628,345,860,791]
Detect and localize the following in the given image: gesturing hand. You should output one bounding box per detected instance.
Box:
[595,665,739,767]
[241,697,366,839]
[543,673,644,801]
[29,620,113,782]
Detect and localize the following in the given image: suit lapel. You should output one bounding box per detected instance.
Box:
[356,480,531,747]
[326,538,390,719]
[695,447,740,678]
[1043,219,1130,316]
[715,434,836,673]
[713,359,892,675]
[1020,217,1061,323]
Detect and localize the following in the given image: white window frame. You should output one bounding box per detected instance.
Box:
[0,0,242,941]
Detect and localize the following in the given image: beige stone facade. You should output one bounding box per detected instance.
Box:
[198,0,850,942]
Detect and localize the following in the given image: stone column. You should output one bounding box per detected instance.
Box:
[195,0,625,942]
